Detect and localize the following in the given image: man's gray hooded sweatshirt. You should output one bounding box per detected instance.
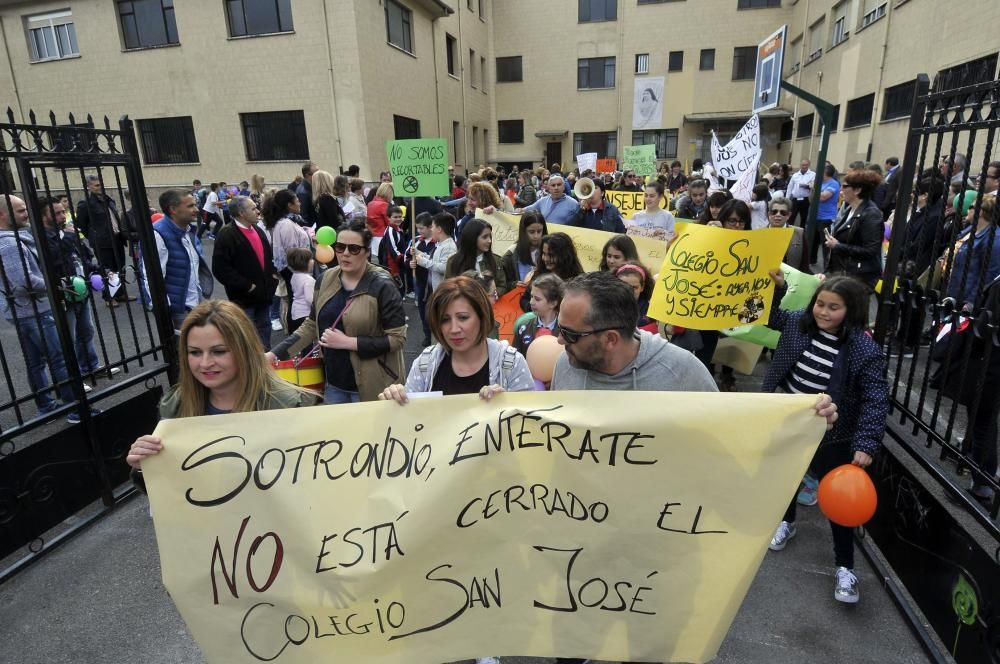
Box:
[551,331,718,392]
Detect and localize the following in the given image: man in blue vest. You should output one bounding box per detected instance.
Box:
[151,190,213,332]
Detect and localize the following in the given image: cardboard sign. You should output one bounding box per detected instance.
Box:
[576,152,598,173]
[494,286,525,342]
[604,190,670,220]
[385,139,450,197]
[723,264,821,349]
[146,392,824,664]
[596,158,617,174]
[622,145,657,177]
[648,222,792,330]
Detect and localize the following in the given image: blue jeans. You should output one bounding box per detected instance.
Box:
[65,301,100,373]
[15,313,75,411]
[324,383,360,405]
[269,294,282,322]
[242,302,272,351]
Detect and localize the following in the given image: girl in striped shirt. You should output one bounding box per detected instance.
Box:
[761,272,890,606]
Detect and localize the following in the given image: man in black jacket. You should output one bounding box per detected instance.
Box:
[211,196,279,349]
[295,161,319,227]
[76,175,131,304]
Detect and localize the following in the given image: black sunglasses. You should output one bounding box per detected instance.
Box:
[769,209,790,215]
[333,242,365,255]
[557,323,616,345]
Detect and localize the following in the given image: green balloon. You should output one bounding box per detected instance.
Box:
[315,227,337,246]
[72,276,87,296]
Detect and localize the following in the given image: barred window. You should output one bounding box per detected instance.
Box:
[632,129,678,159]
[936,53,998,92]
[138,117,199,164]
[573,131,617,158]
[240,111,309,161]
[844,93,874,129]
[496,56,522,82]
[738,0,780,7]
[732,46,756,80]
[796,114,813,138]
[393,115,421,140]
[882,80,916,120]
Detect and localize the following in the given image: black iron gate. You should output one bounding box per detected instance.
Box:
[0,110,176,580]
[872,68,1000,662]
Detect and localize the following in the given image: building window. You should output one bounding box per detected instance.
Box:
[393,115,421,140]
[452,122,460,163]
[472,125,479,165]
[635,53,649,75]
[638,0,669,3]
[807,19,825,62]
[632,129,678,159]
[226,0,293,38]
[496,56,522,82]
[779,120,793,142]
[137,117,198,164]
[882,79,916,120]
[737,0,780,7]
[818,105,840,134]
[578,56,616,89]
[796,114,813,138]
[446,33,457,76]
[860,0,887,28]
[668,51,683,72]
[936,53,999,92]
[573,131,617,158]
[830,1,849,46]
[470,49,477,87]
[787,37,801,73]
[467,0,473,9]
[700,48,715,71]
[118,0,179,50]
[479,0,485,18]
[498,120,524,144]
[579,0,617,22]
[481,56,487,90]
[844,93,874,128]
[25,11,79,62]
[384,0,413,53]
[241,110,308,161]
[731,46,756,80]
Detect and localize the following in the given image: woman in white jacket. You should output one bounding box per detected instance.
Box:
[379,276,534,403]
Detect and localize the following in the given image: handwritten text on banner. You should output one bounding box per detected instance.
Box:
[385,139,450,197]
[146,392,823,664]
[648,222,792,330]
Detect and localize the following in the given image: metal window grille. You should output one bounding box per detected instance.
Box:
[844,93,875,128]
[240,110,309,161]
[631,129,678,158]
[137,117,198,164]
[496,56,522,82]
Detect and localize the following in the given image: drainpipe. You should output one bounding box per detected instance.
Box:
[322,0,345,169]
[867,0,895,162]
[1,16,25,122]
[614,0,626,166]
[457,3,469,173]
[789,0,811,163]
[430,19,444,142]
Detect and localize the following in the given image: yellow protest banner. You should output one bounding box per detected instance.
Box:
[146,392,823,664]
[604,190,670,220]
[648,223,792,331]
[480,209,674,272]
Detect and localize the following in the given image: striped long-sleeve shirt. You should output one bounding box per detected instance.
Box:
[781,330,843,395]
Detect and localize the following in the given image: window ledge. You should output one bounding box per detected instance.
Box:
[448,73,460,81]
[227,30,295,41]
[386,42,416,59]
[578,18,618,24]
[843,123,872,130]
[856,12,886,34]
[29,53,82,65]
[827,34,849,52]
[496,80,523,84]
[142,162,201,167]
[577,86,616,91]
[122,42,181,53]
[245,159,310,164]
[878,116,909,125]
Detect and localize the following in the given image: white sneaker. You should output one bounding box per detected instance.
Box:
[83,383,93,393]
[834,567,859,603]
[475,658,500,664]
[270,319,283,331]
[769,521,797,551]
[109,366,121,375]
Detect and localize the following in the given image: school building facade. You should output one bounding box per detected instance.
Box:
[0,0,996,188]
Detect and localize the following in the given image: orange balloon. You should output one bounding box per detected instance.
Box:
[315,244,335,264]
[525,335,563,383]
[817,464,877,527]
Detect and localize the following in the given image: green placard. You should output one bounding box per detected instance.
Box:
[385,139,450,197]
[622,144,657,177]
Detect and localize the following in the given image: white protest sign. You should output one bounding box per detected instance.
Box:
[711,115,762,183]
[729,159,759,202]
[576,152,598,173]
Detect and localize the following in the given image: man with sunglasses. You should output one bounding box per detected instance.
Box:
[550,272,837,428]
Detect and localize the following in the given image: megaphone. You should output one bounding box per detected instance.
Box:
[573,177,595,200]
